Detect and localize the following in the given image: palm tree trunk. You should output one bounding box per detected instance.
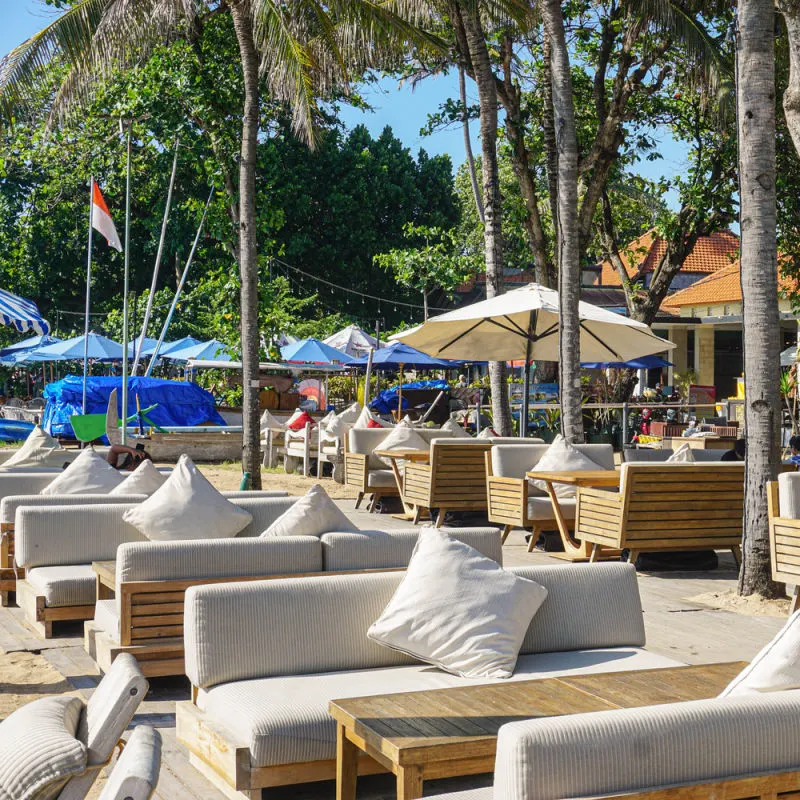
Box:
[737,0,782,597]
[542,31,559,284]
[461,9,513,437]
[780,3,800,154]
[230,1,262,488]
[540,0,583,444]
[459,66,484,224]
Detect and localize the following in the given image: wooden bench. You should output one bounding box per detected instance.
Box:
[403,441,493,527]
[577,463,744,565]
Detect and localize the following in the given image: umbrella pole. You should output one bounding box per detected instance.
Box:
[521,310,535,438]
[121,121,132,443]
[364,348,374,408]
[398,364,404,421]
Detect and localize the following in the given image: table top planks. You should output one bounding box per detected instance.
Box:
[92,560,116,589]
[373,449,431,463]
[525,469,621,486]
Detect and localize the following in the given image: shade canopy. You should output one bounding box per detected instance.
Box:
[581,355,674,370]
[323,324,378,358]
[349,341,456,370]
[159,336,203,355]
[392,283,675,362]
[127,336,160,357]
[0,289,51,336]
[24,333,124,362]
[281,337,354,365]
[0,334,61,357]
[781,344,799,367]
[163,338,232,362]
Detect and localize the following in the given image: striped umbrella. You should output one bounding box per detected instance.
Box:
[0,289,50,335]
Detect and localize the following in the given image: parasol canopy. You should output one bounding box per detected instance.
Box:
[0,289,51,336]
[323,324,378,358]
[24,333,124,362]
[281,337,354,365]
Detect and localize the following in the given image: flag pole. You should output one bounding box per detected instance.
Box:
[82,177,94,417]
[121,121,132,443]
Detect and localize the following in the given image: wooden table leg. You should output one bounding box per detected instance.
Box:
[545,481,593,561]
[388,458,417,521]
[396,764,424,800]
[336,724,358,800]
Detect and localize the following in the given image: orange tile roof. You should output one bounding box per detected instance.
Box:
[598,230,739,286]
[663,259,794,309]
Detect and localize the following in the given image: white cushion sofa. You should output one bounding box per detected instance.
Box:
[486,443,614,546]
[430,690,800,800]
[176,562,681,796]
[86,526,501,677]
[621,447,726,462]
[13,492,293,637]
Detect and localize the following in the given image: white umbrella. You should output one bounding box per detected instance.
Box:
[392,283,674,362]
[323,324,378,358]
[392,283,675,436]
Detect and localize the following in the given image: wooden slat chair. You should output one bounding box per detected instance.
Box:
[767,472,800,613]
[486,442,614,549]
[403,440,495,526]
[577,462,745,565]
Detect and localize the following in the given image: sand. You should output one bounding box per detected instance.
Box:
[688,589,792,617]
[0,651,77,719]
[199,463,360,498]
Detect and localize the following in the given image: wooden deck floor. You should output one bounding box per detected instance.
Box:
[0,499,786,800]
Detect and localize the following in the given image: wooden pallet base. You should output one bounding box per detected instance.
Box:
[85,621,186,677]
[16,579,95,638]
[176,700,386,796]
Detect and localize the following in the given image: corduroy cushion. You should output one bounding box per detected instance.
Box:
[368,528,548,678]
[0,695,86,800]
[440,418,472,438]
[96,725,161,800]
[26,565,96,608]
[667,442,695,463]
[110,460,166,496]
[529,436,606,498]
[373,425,429,467]
[721,609,800,695]
[261,484,356,538]
[1,426,69,469]
[41,447,124,495]
[779,471,800,518]
[123,455,252,541]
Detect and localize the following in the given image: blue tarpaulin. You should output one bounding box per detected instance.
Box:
[369,380,450,414]
[42,376,226,438]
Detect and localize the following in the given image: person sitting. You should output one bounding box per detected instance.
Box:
[720,438,746,462]
[106,443,152,471]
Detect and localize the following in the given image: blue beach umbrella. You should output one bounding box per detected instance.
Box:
[0,334,61,357]
[127,336,160,357]
[281,337,354,365]
[162,338,232,362]
[159,336,203,355]
[581,355,673,370]
[0,289,51,336]
[24,333,125,362]
[349,341,456,370]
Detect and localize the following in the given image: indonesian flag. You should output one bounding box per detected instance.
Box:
[91,181,123,252]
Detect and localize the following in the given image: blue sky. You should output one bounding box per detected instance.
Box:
[4,0,688,209]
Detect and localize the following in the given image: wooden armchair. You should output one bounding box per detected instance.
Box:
[767,473,800,613]
[578,463,744,565]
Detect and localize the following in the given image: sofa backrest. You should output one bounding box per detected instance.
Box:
[225,495,297,537]
[321,527,502,571]
[348,427,455,470]
[0,472,64,504]
[619,461,744,493]
[488,437,545,445]
[621,448,674,463]
[778,471,800,518]
[183,561,643,689]
[690,448,728,462]
[491,442,615,479]
[1,493,148,525]
[492,690,800,800]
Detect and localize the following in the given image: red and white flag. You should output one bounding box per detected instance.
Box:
[91,180,123,252]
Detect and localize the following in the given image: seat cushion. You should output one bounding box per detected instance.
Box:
[367,469,397,488]
[199,648,682,768]
[26,564,96,607]
[527,497,575,521]
[426,790,492,800]
[93,600,119,639]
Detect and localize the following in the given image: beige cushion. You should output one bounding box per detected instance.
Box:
[26,565,97,607]
[41,447,124,495]
[367,469,397,488]
[373,425,429,467]
[441,418,472,438]
[368,528,548,678]
[96,725,161,800]
[527,496,575,521]
[529,436,606,498]
[476,427,497,439]
[721,609,800,696]
[199,647,680,769]
[667,442,695,463]
[123,455,252,541]
[1,425,70,469]
[259,409,282,431]
[779,472,800,518]
[261,484,356,538]
[0,695,86,800]
[110,460,166,496]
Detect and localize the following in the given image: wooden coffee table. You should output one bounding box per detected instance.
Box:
[92,560,116,601]
[374,448,431,521]
[329,661,744,800]
[525,469,621,561]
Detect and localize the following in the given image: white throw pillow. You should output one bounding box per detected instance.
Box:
[40,447,124,495]
[476,427,498,439]
[319,409,336,429]
[110,459,167,496]
[441,418,472,438]
[261,483,357,537]
[373,425,429,467]
[259,409,282,431]
[529,435,606,498]
[123,455,252,541]
[2,425,70,469]
[368,527,548,678]
[353,406,393,429]
[0,695,87,800]
[720,610,800,696]
[667,443,695,463]
[337,402,362,424]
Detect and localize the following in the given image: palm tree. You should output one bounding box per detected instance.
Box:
[0,0,426,487]
[736,0,783,598]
